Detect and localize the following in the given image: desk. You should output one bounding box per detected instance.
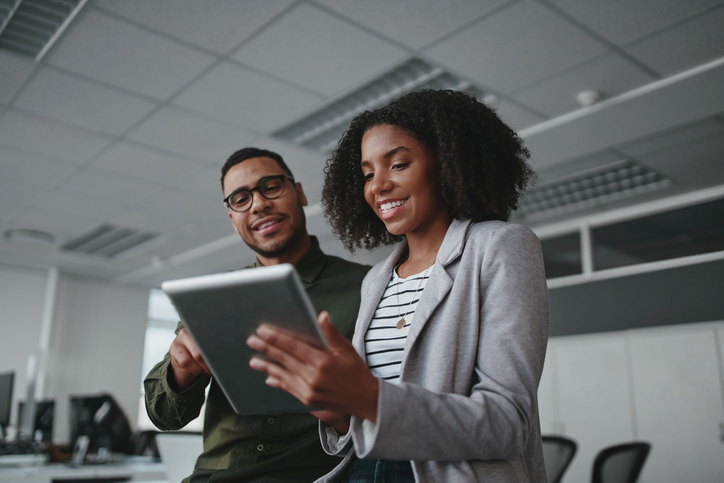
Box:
[0,456,166,483]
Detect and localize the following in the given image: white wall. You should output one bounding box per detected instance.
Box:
[540,320,724,483]
[0,263,149,442]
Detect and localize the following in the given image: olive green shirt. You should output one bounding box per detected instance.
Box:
[144,237,369,482]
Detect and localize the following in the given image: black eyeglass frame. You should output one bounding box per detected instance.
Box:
[223,174,295,212]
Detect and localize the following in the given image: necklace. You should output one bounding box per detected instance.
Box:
[395,258,436,330]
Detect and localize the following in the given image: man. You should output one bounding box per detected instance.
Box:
[144,147,369,482]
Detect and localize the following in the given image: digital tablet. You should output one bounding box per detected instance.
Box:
[161,264,326,415]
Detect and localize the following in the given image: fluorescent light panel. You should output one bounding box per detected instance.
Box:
[273,58,490,153]
[61,223,157,258]
[0,0,85,60]
[519,160,672,222]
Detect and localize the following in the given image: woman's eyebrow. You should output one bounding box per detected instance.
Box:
[361,146,411,166]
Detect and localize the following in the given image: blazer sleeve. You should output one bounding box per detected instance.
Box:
[350,224,550,461]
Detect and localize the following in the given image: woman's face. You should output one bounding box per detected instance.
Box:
[361,124,449,238]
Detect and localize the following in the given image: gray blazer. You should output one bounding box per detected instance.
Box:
[319,219,550,482]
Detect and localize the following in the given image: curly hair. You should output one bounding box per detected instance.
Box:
[322,89,534,251]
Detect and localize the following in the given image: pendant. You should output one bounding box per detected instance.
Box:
[396,318,406,330]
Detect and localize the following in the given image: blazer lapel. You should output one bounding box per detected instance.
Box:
[402,219,472,364]
[352,242,408,358]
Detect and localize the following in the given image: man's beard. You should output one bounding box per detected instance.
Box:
[242,205,307,259]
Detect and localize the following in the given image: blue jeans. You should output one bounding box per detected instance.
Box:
[346,458,415,483]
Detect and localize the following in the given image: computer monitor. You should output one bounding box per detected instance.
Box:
[69,394,133,454]
[0,372,14,436]
[18,399,54,442]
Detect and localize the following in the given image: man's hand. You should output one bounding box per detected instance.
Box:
[169,328,211,391]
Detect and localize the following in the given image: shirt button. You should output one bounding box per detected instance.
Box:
[257,444,264,452]
[267,418,275,424]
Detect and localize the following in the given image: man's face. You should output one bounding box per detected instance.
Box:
[223,156,308,259]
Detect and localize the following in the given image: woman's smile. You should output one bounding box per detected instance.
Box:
[361,124,449,240]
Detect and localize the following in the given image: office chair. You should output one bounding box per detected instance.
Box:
[541,435,578,483]
[591,441,651,483]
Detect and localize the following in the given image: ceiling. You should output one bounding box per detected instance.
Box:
[1,0,723,288]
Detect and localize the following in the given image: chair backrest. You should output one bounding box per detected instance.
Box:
[591,441,651,483]
[541,435,578,483]
[156,432,203,483]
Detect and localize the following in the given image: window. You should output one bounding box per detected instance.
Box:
[592,198,724,270]
[541,233,582,279]
[137,289,204,431]
[536,190,724,286]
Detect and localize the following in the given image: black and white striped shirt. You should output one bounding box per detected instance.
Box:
[364,265,433,384]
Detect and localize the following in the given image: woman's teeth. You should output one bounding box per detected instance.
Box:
[380,200,406,213]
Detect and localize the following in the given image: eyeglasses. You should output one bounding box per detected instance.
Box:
[223,175,295,213]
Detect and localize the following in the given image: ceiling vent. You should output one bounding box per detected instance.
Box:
[273,57,492,153]
[518,160,672,222]
[0,0,88,60]
[61,224,157,258]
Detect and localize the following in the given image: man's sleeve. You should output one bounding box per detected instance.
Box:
[143,326,212,430]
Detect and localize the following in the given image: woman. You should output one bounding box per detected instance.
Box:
[247,89,549,482]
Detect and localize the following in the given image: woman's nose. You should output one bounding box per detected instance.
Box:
[368,172,392,195]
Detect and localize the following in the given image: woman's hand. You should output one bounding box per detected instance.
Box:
[247,311,379,424]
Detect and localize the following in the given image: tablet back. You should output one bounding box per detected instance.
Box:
[161,264,323,415]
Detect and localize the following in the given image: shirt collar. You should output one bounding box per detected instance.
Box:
[250,236,325,287]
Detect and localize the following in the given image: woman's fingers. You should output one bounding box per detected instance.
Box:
[317,311,348,349]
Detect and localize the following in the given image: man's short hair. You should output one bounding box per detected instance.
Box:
[221,147,294,189]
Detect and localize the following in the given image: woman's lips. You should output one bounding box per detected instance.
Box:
[378,199,407,220]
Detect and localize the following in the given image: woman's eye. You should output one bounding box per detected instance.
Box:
[392,162,409,170]
[363,173,374,182]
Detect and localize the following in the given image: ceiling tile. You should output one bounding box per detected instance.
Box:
[618,118,724,158]
[96,0,293,54]
[0,175,51,219]
[90,141,202,186]
[113,205,197,234]
[512,53,655,117]
[231,3,408,96]
[24,187,132,221]
[423,0,608,94]
[0,51,35,104]
[46,9,216,100]
[12,207,106,245]
[173,62,323,133]
[58,166,159,207]
[634,132,724,182]
[0,145,79,185]
[0,109,112,163]
[13,68,158,135]
[0,202,23,223]
[126,106,255,163]
[315,0,509,49]
[534,150,624,184]
[172,165,224,197]
[247,137,329,204]
[492,98,546,132]
[548,0,724,45]
[624,6,724,76]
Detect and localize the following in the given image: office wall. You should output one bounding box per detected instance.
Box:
[0,263,149,443]
[548,259,724,336]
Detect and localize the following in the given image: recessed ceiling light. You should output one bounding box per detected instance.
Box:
[4,228,57,245]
